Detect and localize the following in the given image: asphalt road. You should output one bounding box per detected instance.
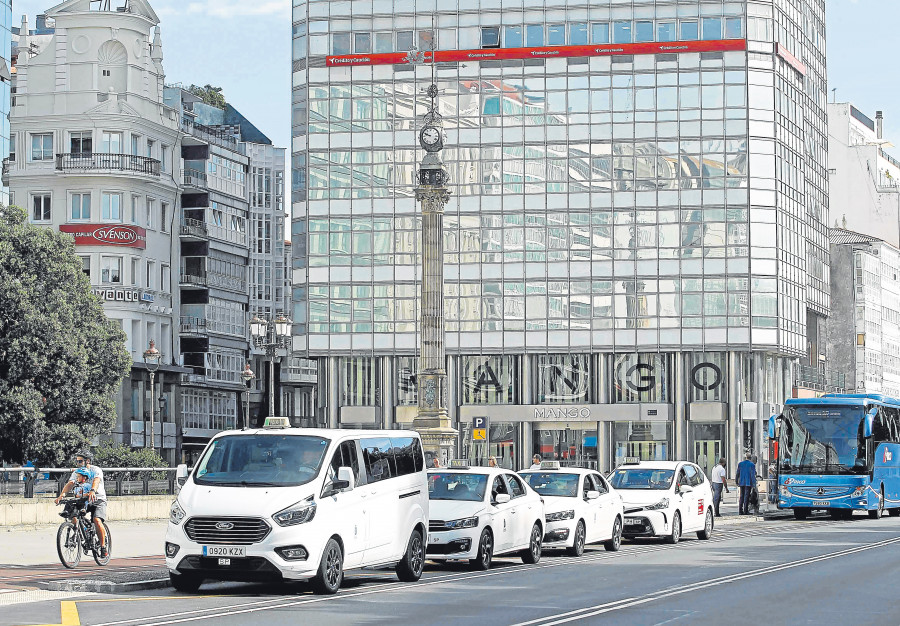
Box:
[8,515,900,626]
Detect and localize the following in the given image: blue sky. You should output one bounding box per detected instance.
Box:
[10,0,899,155]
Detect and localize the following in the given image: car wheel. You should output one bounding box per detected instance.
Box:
[793,508,810,520]
[664,512,681,544]
[603,516,622,552]
[567,520,586,557]
[469,528,493,571]
[521,523,542,564]
[396,528,425,582]
[697,509,714,540]
[868,489,885,519]
[169,572,203,593]
[312,538,343,595]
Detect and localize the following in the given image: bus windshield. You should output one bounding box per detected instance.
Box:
[194,434,330,487]
[779,405,866,475]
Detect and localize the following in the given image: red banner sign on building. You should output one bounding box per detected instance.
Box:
[59,224,147,249]
[326,39,747,67]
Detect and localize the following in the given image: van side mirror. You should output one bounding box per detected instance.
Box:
[332,466,355,492]
[176,464,188,486]
[767,415,778,439]
[494,493,510,504]
[863,409,877,439]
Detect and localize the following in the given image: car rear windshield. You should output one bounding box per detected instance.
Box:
[428,472,488,502]
[194,434,330,487]
[608,468,675,490]
[522,472,580,497]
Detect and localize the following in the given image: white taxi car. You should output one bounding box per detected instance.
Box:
[426,461,545,570]
[519,462,624,556]
[608,459,714,544]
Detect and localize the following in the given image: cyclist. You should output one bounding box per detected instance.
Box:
[55,451,108,558]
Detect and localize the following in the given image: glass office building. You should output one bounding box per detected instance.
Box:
[0,0,11,205]
[290,0,828,473]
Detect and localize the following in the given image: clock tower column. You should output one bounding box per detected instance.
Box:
[412,84,458,464]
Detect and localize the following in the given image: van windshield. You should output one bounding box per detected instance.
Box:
[194,434,330,487]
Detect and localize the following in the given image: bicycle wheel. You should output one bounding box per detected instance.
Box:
[56,522,81,569]
[92,521,112,566]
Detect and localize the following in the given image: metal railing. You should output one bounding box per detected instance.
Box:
[183,168,208,188]
[1,467,181,499]
[56,153,161,176]
[795,364,846,392]
[180,217,208,238]
[180,316,208,335]
[180,117,245,155]
[179,272,207,287]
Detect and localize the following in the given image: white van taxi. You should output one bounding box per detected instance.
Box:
[608,459,714,544]
[519,462,625,556]
[426,461,545,570]
[166,419,429,594]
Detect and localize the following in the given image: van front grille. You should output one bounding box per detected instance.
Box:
[429,520,448,532]
[184,517,271,545]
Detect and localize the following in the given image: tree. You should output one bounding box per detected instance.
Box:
[0,206,131,465]
[93,442,166,480]
[188,84,226,110]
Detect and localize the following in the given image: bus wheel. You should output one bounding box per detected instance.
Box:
[869,489,885,519]
[793,508,810,520]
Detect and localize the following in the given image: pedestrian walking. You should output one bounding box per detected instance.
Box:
[711,457,729,517]
[529,454,542,470]
[736,452,757,516]
[488,456,498,468]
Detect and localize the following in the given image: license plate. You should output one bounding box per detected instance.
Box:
[218,558,231,566]
[812,501,829,507]
[203,546,246,557]
[625,518,641,526]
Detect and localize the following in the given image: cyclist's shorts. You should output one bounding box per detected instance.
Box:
[87,500,108,521]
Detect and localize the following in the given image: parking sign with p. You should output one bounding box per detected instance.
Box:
[472,416,488,441]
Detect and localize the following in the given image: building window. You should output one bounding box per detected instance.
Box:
[658,22,676,42]
[725,17,743,39]
[100,256,122,284]
[160,202,169,232]
[70,131,92,156]
[31,193,51,221]
[146,198,154,230]
[504,25,522,48]
[547,24,565,46]
[375,32,392,53]
[481,27,500,48]
[9,133,15,162]
[146,138,155,159]
[354,32,371,53]
[340,356,377,406]
[131,257,139,286]
[537,355,590,404]
[131,134,140,155]
[614,353,668,403]
[70,192,91,220]
[396,30,413,51]
[161,264,170,292]
[690,353,727,402]
[680,20,699,40]
[635,21,654,42]
[396,356,417,406]
[102,192,122,221]
[526,24,543,46]
[613,21,632,44]
[80,256,91,279]
[31,133,53,161]
[569,23,588,45]
[612,422,672,465]
[332,33,351,55]
[160,145,168,172]
[702,17,722,40]
[461,355,517,405]
[146,260,155,291]
[591,23,609,44]
[131,195,140,224]
[102,131,122,154]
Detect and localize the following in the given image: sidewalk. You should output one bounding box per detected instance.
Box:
[1,519,166,566]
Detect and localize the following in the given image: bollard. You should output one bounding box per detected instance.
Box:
[142,470,150,495]
[24,472,36,498]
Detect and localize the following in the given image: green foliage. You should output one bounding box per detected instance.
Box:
[93,441,167,479]
[0,206,131,465]
[188,84,226,110]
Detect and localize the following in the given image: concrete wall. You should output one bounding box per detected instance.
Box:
[0,495,171,527]
[826,244,858,390]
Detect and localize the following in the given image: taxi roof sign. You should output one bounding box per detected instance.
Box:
[540,461,561,470]
[263,416,291,429]
[448,459,470,469]
[623,456,641,465]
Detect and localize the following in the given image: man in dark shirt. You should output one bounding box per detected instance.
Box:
[736,453,757,516]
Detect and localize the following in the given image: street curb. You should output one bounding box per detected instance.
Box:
[45,577,170,593]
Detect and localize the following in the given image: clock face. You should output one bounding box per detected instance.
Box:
[421,126,441,147]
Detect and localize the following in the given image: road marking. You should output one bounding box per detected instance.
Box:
[85,519,869,626]
[511,535,900,625]
[19,600,80,626]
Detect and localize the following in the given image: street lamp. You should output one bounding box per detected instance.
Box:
[240,362,255,429]
[248,314,292,417]
[142,339,161,452]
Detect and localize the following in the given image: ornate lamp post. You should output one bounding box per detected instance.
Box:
[249,314,292,417]
[240,362,255,429]
[142,339,161,452]
[412,84,457,461]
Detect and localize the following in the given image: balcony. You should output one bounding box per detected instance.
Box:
[56,153,160,176]
[179,272,207,288]
[180,372,208,386]
[183,168,207,189]
[180,316,208,336]
[795,364,846,393]
[180,117,245,155]
[282,366,317,385]
[180,217,208,240]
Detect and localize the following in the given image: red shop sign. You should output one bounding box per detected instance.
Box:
[326,39,746,67]
[59,224,147,249]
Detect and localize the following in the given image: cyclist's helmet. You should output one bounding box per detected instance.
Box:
[74,467,92,478]
[76,450,93,461]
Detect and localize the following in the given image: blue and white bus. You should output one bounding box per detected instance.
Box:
[768,394,900,520]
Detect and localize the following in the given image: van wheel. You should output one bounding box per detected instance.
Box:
[567,521,586,557]
[697,509,714,540]
[169,572,202,593]
[665,512,681,544]
[396,529,425,582]
[604,516,622,552]
[469,529,493,571]
[521,523,542,564]
[312,538,343,595]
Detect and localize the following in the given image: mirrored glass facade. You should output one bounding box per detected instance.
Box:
[291,0,827,472]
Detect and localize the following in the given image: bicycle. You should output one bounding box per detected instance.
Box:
[56,498,112,568]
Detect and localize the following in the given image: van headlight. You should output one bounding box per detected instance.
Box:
[169,500,186,525]
[546,510,575,522]
[273,497,317,527]
[645,498,670,511]
[445,516,479,529]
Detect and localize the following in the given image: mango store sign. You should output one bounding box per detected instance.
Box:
[59,224,147,249]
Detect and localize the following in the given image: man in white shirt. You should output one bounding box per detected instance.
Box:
[529,454,542,470]
[711,457,729,518]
